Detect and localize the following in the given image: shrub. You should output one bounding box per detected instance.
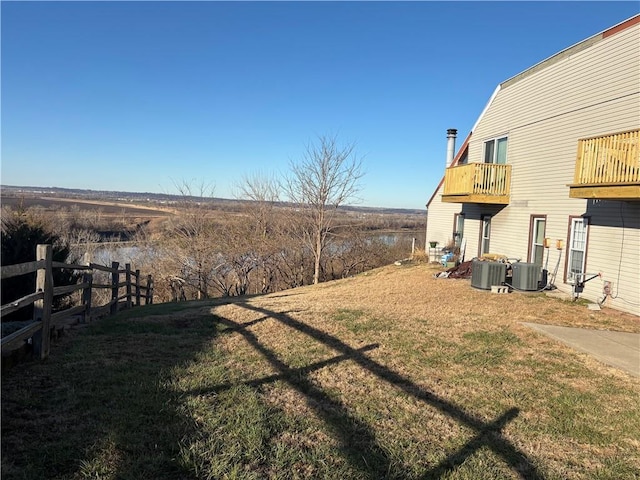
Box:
[1,214,79,322]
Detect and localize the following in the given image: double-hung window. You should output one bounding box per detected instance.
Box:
[484,136,508,164]
[567,217,589,283]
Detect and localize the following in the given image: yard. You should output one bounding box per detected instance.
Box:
[2,263,639,479]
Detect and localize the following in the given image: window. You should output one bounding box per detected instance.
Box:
[453,213,465,247]
[484,136,508,164]
[567,217,589,283]
[529,216,546,266]
[480,215,491,256]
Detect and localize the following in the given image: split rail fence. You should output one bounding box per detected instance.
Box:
[1,244,154,360]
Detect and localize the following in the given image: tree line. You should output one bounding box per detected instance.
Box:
[2,135,425,309]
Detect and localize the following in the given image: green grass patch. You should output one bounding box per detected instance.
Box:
[546,391,608,444]
[1,311,219,479]
[452,328,520,368]
[332,308,386,335]
[110,299,218,320]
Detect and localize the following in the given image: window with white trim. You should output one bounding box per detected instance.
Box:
[484,136,508,164]
[454,213,465,247]
[529,217,546,266]
[480,215,491,256]
[567,217,588,283]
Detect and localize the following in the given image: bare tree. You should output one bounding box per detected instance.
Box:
[234,172,280,238]
[163,180,220,299]
[282,135,364,285]
[234,173,287,293]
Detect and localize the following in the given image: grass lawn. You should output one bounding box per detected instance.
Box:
[2,263,639,479]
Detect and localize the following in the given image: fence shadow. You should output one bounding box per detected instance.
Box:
[1,309,215,479]
[209,299,545,479]
[3,298,545,479]
[214,314,393,476]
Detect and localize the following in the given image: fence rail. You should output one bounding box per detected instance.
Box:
[1,260,46,280]
[1,244,154,360]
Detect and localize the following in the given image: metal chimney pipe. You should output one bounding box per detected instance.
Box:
[446,128,457,168]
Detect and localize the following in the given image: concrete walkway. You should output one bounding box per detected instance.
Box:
[522,323,640,377]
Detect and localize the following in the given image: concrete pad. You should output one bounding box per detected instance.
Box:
[522,323,640,377]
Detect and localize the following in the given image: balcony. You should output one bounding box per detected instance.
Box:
[442,163,511,204]
[568,129,640,200]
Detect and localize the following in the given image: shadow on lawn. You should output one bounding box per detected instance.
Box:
[1,309,218,480]
[210,300,545,480]
[2,298,544,479]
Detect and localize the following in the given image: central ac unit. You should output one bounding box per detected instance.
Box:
[471,260,506,290]
[511,263,541,291]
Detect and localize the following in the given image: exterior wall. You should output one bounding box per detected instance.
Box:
[426,20,640,316]
[425,182,463,249]
[585,201,640,314]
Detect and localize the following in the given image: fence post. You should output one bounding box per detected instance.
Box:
[81,270,93,323]
[32,244,53,360]
[125,263,132,309]
[81,252,92,323]
[146,274,153,305]
[110,261,120,315]
[135,269,141,307]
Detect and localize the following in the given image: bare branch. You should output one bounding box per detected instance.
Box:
[282,134,365,284]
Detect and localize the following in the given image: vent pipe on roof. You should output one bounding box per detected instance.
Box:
[446,129,457,168]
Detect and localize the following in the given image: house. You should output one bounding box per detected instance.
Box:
[425,15,640,316]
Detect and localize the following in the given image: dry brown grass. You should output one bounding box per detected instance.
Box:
[3,262,638,479]
[207,262,639,478]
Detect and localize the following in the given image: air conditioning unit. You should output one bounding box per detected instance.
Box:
[471,260,506,290]
[511,263,541,291]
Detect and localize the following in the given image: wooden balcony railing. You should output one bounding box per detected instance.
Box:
[442,163,511,204]
[569,129,640,200]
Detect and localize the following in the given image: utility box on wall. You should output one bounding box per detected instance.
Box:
[471,260,507,290]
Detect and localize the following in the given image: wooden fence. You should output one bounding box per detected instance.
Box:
[1,244,153,360]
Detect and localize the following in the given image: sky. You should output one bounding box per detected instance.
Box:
[2,1,638,209]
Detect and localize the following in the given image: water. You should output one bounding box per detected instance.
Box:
[83,230,423,268]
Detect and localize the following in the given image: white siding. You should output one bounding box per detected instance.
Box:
[426,21,640,316]
[583,202,640,315]
[468,25,639,157]
[425,182,462,249]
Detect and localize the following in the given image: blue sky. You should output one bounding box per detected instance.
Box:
[2,1,638,209]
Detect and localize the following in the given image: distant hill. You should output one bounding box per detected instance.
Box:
[0,185,424,215]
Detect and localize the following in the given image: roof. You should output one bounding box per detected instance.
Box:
[501,14,640,90]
